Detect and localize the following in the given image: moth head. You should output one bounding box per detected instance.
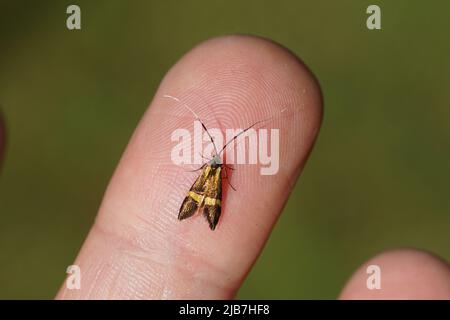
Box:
[209,155,222,168]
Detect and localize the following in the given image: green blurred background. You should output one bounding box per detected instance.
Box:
[1,0,449,299]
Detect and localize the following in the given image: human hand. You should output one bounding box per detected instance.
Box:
[10,35,441,300]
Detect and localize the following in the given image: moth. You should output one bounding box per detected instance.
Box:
[178,154,224,230]
[164,95,280,230]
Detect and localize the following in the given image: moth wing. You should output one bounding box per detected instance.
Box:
[203,167,222,230]
[178,166,211,220]
[203,201,221,230]
[179,195,199,221]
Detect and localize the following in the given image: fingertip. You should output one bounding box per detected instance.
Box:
[60,35,323,299]
[163,34,323,130]
[158,34,323,188]
[339,248,450,300]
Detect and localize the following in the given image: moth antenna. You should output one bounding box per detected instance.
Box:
[218,107,288,157]
[185,163,207,172]
[223,166,236,191]
[163,94,219,156]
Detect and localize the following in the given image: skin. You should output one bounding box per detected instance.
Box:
[2,35,449,299]
[57,35,323,299]
[340,249,450,299]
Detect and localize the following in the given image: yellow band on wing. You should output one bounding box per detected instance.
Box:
[188,191,203,203]
[188,191,221,206]
[204,197,221,206]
